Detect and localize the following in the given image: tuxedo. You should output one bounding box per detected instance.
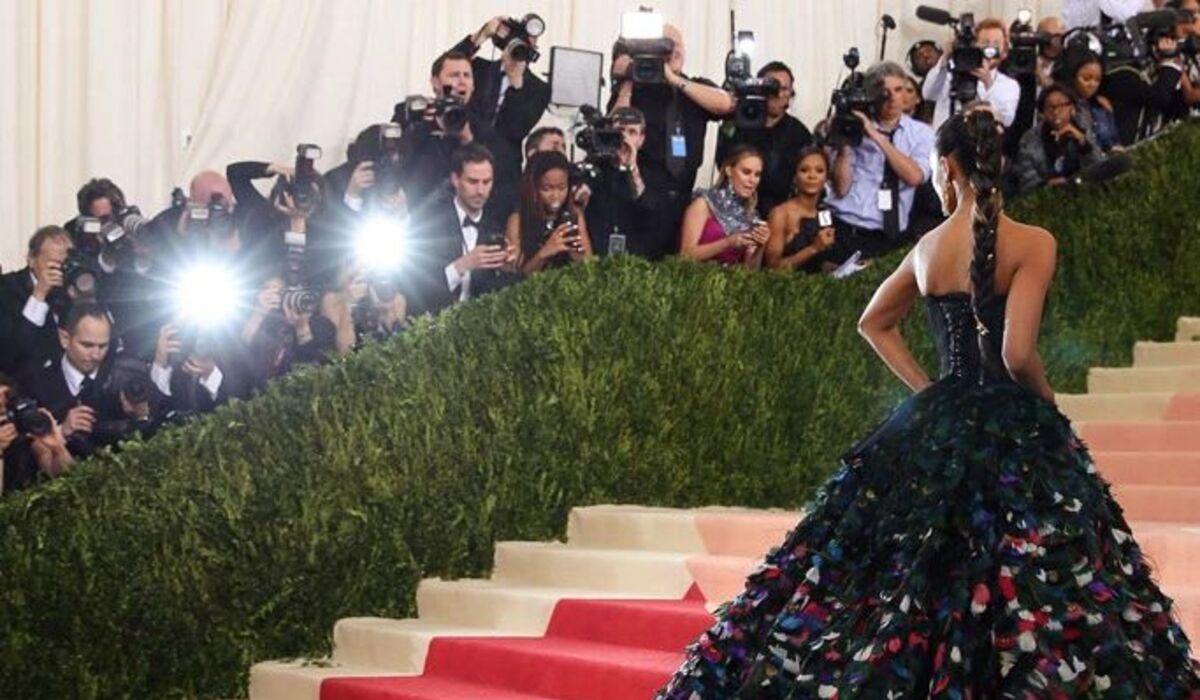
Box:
[21,354,112,425]
[0,268,67,374]
[406,193,508,316]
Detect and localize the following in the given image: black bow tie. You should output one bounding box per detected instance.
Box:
[462,215,480,229]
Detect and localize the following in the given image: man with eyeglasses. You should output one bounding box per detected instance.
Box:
[714,61,813,218]
[922,17,1023,130]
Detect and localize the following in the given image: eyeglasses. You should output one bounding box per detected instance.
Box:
[1044,101,1073,113]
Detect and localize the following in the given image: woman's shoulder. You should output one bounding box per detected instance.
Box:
[1001,218,1056,256]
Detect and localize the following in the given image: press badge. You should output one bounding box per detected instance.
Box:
[877,188,894,212]
[671,133,687,158]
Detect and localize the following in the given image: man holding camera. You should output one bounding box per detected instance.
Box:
[922,17,1022,130]
[408,144,517,315]
[0,227,77,375]
[582,107,670,257]
[610,22,735,260]
[399,52,519,223]
[450,16,551,164]
[0,373,72,495]
[827,62,935,263]
[715,61,813,218]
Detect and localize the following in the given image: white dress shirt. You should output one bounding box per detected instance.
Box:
[444,197,482,302]
[1064,0,1152,30]
[22,271,50,327]
[922,60,1022,131]
[61,356,98,398]
[150,362,224,401]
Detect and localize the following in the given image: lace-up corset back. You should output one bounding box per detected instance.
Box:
[924,293,1008,382]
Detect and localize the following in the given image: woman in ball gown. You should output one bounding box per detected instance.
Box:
[656,108,1200,699]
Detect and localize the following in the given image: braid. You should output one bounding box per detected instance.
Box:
[962,109,1005,375]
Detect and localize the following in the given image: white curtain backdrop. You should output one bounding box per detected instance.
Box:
[0,0,1064,270]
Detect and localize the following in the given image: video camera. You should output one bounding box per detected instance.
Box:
[826,48,874,148]
[724,29,779,129]
[494,13,546,63]
[613,9,675,84]
[574,105,624,163]
[916,5,997,105]
[1063,10,1179,72]
[1007,9,1051,77]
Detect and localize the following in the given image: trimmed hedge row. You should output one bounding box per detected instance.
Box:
[2,123,1199,699]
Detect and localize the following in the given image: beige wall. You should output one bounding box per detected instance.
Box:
[0,0,1063,270]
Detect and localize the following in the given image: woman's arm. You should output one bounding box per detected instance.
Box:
[764,206,790,269]
[504,212,523,270]
[569,206,595,260]
[1001,231,1057,403]
[858,249,930,392]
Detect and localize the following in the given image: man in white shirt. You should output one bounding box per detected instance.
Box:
[922,17,1023,130]
[1064,0,1156,29]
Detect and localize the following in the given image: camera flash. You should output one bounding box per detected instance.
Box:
[621,10,664,40]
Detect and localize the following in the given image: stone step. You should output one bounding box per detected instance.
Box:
[415,578,676,635]
[332,619,516,674]
[1058,393,1176,423]
[566,504,799,557]
[1079,421,1200,452]
[1111,485,1200,524]
[491,542,694,598]
[1088,366,1200,394]
[1135,341,1200,368]
[1178,318,1200,343]
[248,660,397,700]
[1095,452,1200,488]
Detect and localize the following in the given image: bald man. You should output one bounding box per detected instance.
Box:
[1036,17,1067,88]
[610,22,735,260]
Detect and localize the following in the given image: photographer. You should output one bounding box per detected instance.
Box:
[1,373,72,495]
[505,151,593,275]
[610,22,735,260]
[449,16,551,166]
[827,61,935,262]
[150,320,247,416]
[715,61,814,218]
[922,17,1022,130]
[679,145,769,269]
[524,126,566,158]
[240,269,336,388]
[0,226,76,374]
[407,144,517,316]
[226,156,323,267]
[398,52,519,223]
[1012,84,1104,196]
[581,107,669,258]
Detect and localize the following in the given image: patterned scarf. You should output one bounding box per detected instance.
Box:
[695,183,755,236]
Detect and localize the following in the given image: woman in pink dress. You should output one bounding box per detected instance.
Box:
[679,145,770,269]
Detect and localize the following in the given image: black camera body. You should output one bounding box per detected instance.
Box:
[729,77,779,130]
[826,48,874,148]
[434,87,469,135]
[61,247,99,297]
[614,37,677,84]
[4,396,52,438]
[1007,19,1049,77]
[185,194,236,244]
[369,122,406,202]
[494,13,546,63]
[575,105,624,164]
[286,143,323,214]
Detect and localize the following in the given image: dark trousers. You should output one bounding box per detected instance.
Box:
[828,220,912,264]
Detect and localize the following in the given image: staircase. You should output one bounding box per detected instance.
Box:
[249,318,1200,700]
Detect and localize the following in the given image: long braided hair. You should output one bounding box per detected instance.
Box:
[936,108,1006,375]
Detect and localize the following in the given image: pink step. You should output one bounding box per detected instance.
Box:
[1079,422,1200,452]
[322,676,560,700]
[1168,585,1200,642]
[1095,452,1200,487]
[545,599,712,652]
[1111,485,1200,524]
[1129,523,1200,586]
[1166,394,1200,421]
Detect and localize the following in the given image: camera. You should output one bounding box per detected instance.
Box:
[278,143,322,214]
[105,356,155,408]
[494,13,546,63]
[280,287,318,316]
[368,122,406,202]
[614,10,675,84]
[61,247,99,297]
[4,396,52,438]
[724,30,779,130]
[1063,10,1177,71]
[826,48,874,148]
[185,194,236,243]
[1007,10,1048,77]
[76,204,149,271]
[916,5,997,105]
[574,105,624,164]
[434,86,469,135]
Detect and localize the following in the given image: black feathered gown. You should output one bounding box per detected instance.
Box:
[657,294,1200,699]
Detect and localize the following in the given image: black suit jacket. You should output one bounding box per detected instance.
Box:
[22,355,111,422]
[406,194,508,317]
[0,268,65,374]
[449,36,552,152]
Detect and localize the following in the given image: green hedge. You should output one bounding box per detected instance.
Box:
[2,123,1199,700]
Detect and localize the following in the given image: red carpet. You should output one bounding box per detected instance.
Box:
[321,598,713,700]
